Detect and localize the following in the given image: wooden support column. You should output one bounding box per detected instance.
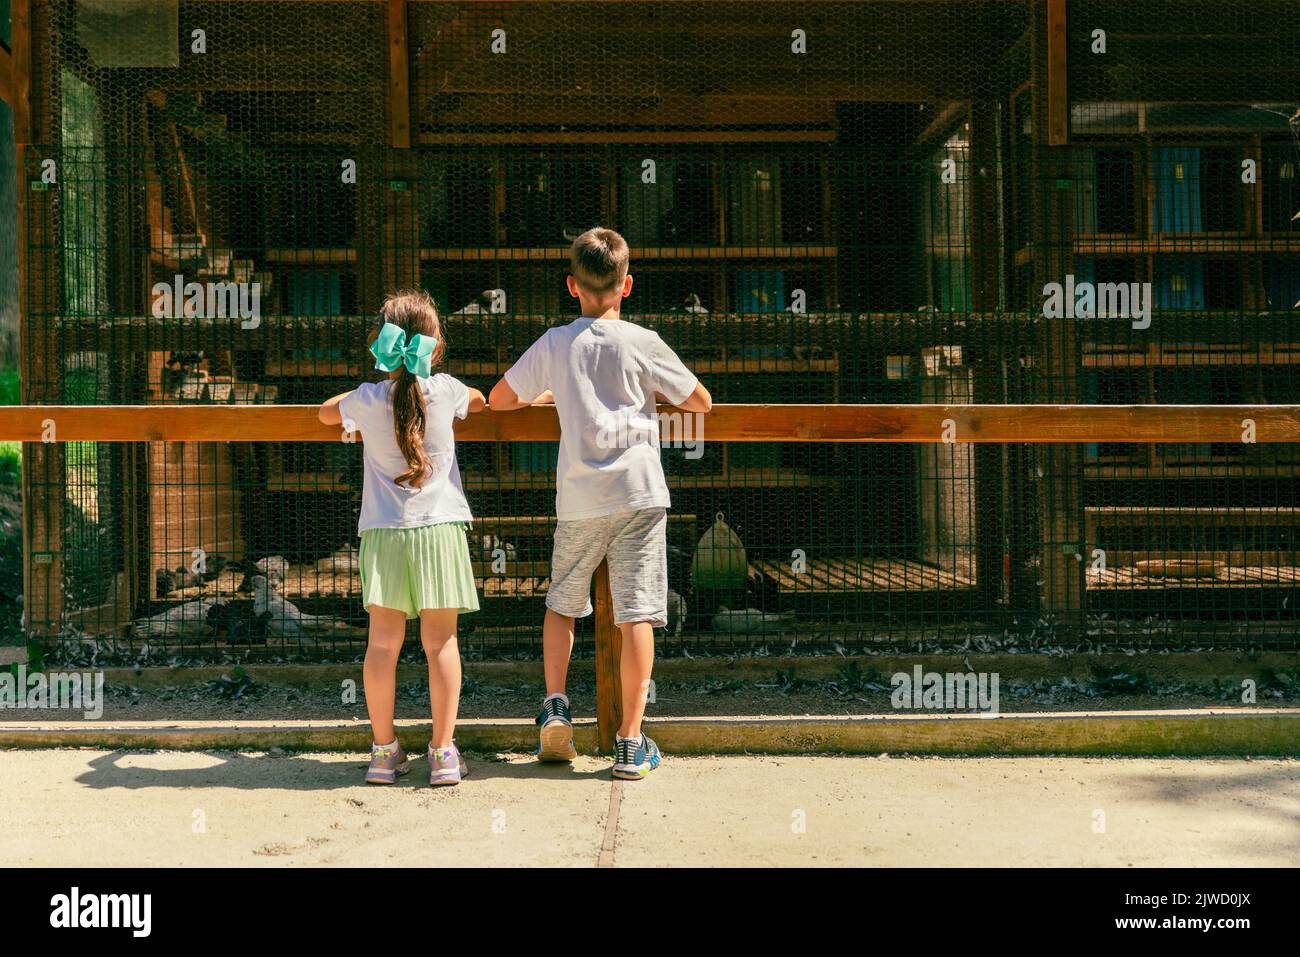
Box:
[1031,0,1083,627]
[968,101,1006,617]
[594,559,622,755]
[13,0,65,639]
[387,0,411,150]
[384,152,420,292]
[1044,0,1069,147]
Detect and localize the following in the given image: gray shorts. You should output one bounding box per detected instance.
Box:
[546,507,668,627]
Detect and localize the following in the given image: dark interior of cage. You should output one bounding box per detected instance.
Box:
[31,1,1300,652]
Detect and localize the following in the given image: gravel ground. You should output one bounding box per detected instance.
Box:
[3,670,1293,722]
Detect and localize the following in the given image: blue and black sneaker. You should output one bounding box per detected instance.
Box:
[612,732,662,780]
[536,694,576,762]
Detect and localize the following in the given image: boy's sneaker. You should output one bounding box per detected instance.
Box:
[612,733,662,780]
[365,740,410,784]
[428,743,467,787]
[536,694,577,762]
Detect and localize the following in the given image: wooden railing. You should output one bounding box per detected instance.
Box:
[6,401,1300,750]
[4,403,1300,443]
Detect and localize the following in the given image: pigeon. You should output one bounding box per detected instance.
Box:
[711,606,796,635]
[156,564,205,596]
[671,292,709,315]
[131,598,225,638]
[250,574,357,642]
[205,602,268,645]
[314,547,359,574]
[255,555,288,582]
[665,589,686,639]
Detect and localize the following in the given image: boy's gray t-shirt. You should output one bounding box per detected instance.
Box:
[503,317,698,521]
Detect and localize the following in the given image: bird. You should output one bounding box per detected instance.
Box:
[314,547,359,574]
[711,606,796,635]
[131,598,226,638]
[254,555,288,582]
[249,574,358,642]
[665,589,686,640]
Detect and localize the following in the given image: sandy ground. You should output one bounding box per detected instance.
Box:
[1,750,1296,867]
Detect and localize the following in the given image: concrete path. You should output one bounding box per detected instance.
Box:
[1,750,1296,866]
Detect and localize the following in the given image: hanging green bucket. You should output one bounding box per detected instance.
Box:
[690,511,749,593]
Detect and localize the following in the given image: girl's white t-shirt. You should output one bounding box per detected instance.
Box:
[338,374,474,534]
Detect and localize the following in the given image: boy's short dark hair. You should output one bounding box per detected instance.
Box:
[570,227,630,294]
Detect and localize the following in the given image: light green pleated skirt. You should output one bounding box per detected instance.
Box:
[359,522,480,619]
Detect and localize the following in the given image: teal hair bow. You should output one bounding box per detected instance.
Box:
[370,321,436,378]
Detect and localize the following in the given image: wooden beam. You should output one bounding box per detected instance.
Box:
[418,129,837,145]
[5,404,1300,444]
[6,0,30,146]
[594,559,622,755]
[1045,0,1068,146]
[387,0,411,148]
[14,0,60,638]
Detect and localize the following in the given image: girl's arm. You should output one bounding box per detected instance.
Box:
[318,390,353,426]
[465,387,487,414]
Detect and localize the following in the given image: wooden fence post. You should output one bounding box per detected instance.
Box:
[593,558,622,755]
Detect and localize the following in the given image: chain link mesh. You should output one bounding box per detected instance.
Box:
[15,0,1300,659]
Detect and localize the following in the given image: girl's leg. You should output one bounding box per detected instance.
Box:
[364,605,408,745]
[419,608,461,749]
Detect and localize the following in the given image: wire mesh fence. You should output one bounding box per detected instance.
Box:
[12,0,1300,659]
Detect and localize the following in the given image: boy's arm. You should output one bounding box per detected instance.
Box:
[488,378,528,411]
[649,336,712,413]
[318,389,354,425]
[491,333,550,410]
[488,379,551,410]
[657,380,712,414]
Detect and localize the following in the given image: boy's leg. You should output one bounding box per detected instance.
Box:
[542,607,575,696]
[418,609,461,749]
[542,516,613,694]
[364,605,408,746]
[605,508,668,777]
[537,516,613,761]
[617,620,655,739]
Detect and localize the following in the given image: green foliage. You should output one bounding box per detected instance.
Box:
[765,666,816,695]
[0,442,18,486]
[206,666,262,700]
[829,660,889,695]
[0,369,18,405]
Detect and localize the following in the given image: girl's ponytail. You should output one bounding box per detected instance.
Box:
[377,290,445,490]
[392,367,431,489]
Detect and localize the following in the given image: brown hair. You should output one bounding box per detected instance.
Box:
[378,289,445,489]
[569,226,630,295]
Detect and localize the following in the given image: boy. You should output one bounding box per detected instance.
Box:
[489,227,712,779]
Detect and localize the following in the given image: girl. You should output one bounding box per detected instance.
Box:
[319,290,485,786]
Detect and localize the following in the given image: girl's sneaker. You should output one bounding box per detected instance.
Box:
[536,695,577,762]
[428,743,468,786]
[612,733,662,780]
[365,741,410,784]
